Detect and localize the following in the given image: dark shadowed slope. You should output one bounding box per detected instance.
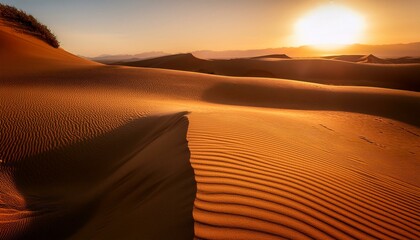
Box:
[202,80,420,127]
[250,54,291,60]
[0,113,196,240]
[120,53,208,71]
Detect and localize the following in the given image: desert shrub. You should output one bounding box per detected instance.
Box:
[0,3,59,48]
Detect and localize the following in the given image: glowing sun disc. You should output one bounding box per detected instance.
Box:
[295,5,365,48]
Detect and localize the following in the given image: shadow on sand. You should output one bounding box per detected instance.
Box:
[202,82,420,127]
[2,112,196,240]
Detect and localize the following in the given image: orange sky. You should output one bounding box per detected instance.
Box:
[3,0,420,56]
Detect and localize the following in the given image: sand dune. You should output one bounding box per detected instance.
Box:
[324,54,420,64]
[0,20,96,77]
[1,23,195,239]
[117,53,420,91]
[1,17,419,240]
[323,54,390,64]
[358,54,390,64]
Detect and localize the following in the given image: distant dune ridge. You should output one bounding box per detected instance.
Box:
[88,42,420,63]
[89,52,169,64]
[323,54,392,64]
[93,42,420,61]
[250,54,291,61]
[116,53,420,91]
[1,5,420,240]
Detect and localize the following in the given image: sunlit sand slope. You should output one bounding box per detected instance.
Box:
[188,111,419,239]
[0,21,96,77]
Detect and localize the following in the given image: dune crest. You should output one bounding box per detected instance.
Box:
[250,54,291,61]
[358,54,389,64]
[116,53,420,91]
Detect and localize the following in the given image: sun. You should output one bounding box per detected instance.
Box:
[294,4,365,49]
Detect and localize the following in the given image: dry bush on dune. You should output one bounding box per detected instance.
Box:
[0,3,59,48]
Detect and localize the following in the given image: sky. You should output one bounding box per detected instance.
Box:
[2,0,420,56]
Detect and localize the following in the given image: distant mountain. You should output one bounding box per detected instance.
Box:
[90,42,420,64]
[193,42,420,59]
[89,51,169,64]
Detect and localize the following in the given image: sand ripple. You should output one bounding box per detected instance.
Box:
[188,114,420,240]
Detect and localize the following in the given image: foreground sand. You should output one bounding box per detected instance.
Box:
[1,23,419,239]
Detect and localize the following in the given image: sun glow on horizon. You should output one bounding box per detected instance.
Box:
[294,5,365,49]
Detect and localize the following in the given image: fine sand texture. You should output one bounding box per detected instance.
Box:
[1,21,420,239]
